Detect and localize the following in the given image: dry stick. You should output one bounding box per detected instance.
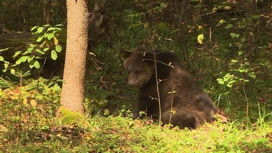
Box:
[143,59,174,68]
[242,82,250,127]
[168,84,180,125]
[235,81,251,127]
[169,85,175,124]
[148,50,176,127]
[152,49,162,127]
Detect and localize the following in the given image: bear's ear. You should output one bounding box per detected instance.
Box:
[120,49,132,59]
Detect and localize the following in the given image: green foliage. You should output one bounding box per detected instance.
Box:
[217,54,256,88]
[31,24,63,61]
[0,77,61,142]
[256,102,272,126]
[72,116,272,152]
[0,48,9,61]
[122,1,177,48]
[0,25,63,78]
[84,89,111,116]
[1,103,272,152]
[0,77,13,89]
[84,69,115,116]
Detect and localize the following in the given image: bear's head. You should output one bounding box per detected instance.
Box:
[121,48,154,88]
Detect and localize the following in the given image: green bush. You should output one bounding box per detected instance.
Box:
[0,77,61,142]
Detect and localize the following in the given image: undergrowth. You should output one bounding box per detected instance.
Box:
[0,76,271,152]
[1,112,271,152]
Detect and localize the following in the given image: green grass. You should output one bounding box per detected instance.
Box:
[87,116,272,153]
[1,114,271,153]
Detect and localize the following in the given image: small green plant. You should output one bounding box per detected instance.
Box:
[0,77,61,142]
[84,88,112,116]
[217,51,256,127]
[0,48,9,61]
[31,24,63,60]
[256,101,272,126]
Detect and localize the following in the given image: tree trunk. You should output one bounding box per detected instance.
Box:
[43,0,51,24]
[60,0,89,114]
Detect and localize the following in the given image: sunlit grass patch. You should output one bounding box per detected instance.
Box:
[85,115,272,153]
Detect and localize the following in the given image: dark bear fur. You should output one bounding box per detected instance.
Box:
[121,47,217,129]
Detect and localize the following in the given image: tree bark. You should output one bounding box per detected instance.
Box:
[43,0,51,24]
[60,0,89,114]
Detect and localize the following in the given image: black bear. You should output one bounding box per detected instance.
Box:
[121,47,217,129]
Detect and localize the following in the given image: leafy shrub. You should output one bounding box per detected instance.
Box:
[0,24,63,78]
[0,77,61,142]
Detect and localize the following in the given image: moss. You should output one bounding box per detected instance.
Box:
[57,106,87,128]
